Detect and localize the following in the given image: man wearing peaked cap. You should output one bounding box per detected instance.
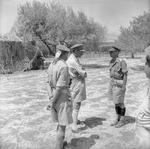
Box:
[108,46,128,128]
[53,45,70,62]
[66,43,87,132]
[70,44,85,51]
[47,44,72,149]
[56,44,70,52]
[109,46,121,52]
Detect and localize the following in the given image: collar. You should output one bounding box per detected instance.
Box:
[71,53,80,63]
[110,57,120,64]
[110,58,120,69]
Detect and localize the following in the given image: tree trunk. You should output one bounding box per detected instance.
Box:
[131,52,134,59]
[37,34,55,56]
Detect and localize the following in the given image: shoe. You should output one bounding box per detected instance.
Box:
[61,141,68,149]
[71,128,80,133]
[77,120,84,125]
[71,124,79,133]
[115,116,125,128]
[110,115,120,126]
[78,123,86,128]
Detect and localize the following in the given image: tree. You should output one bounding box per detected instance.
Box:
[116,13,150,57]
[12,1,107,56]
[131,13,150,45]
[116,27,144,58]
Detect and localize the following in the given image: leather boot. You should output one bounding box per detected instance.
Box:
[115,107,126,128]
[110,105,120,126]
[110,114,120,126]
[115,116,125,128]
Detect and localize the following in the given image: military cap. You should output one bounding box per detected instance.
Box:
[71,44,85,51]
[56,44,70,52]
[109,46,121,52]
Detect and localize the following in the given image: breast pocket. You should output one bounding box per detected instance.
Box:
[114,65,123,79]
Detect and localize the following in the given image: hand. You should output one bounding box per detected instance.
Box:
[47,103,55,111]
[77,74,83,79]
[47,98,56,110]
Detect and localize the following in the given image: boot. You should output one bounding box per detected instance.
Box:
[115,116,125,128]
[110,105,120,126]
[110,114,120,126]
[62,141,68,149]
[115,107,126,128]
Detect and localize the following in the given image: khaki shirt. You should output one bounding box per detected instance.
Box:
[109,58,128,80]
[47,60,72,125]
[66,54,86,102]
[48,60,70,89]
[66,54,86,78]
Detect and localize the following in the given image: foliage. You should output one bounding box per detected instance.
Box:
[12,1,107,56]
[116,12,150,57]
[116,27,144,54]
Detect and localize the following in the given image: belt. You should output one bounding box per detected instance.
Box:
[111,77,123,80]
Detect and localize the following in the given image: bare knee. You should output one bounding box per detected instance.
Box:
[73,102,81,113]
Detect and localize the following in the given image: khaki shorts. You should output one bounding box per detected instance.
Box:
[108,82,126,104]
[73,102,81,112]
[51,100,73,126]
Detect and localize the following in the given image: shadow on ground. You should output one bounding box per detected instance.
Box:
[67,134,99,149]
[124,56,142,59]
[84,117,106,128]
[123,116,136,125]
[83,64,109,69]
[130,65,144,71]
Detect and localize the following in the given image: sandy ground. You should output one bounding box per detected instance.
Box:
[0,56,148,149]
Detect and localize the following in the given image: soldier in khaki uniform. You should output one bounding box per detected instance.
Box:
[108,46,128,128]
[66,44,87,132]
[47,45,72,149]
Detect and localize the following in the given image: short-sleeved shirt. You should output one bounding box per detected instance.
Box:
[66,54,86,102]
[66,54,86,78]
[48,60,70,89]
[47,59,72,125]
[109,58,128,80]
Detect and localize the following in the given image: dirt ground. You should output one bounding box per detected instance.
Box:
[0,56,147,149]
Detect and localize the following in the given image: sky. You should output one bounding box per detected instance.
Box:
[0,0,149,40]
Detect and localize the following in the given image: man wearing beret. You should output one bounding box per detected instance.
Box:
[66,44,87,132]
[108,46,128,128]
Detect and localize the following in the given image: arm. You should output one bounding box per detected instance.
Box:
[51,87,62,106]
[75,66,86,78]
[121,60,128,88]
[123,73,127,86]
[46,81,53,99]
[67,56,87,78]
[70,67,85,79]
[70,65,87,79]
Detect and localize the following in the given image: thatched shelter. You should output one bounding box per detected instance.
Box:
[0,33,25,73]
